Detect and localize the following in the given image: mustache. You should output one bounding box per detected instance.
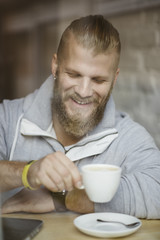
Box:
[66,93,99,104]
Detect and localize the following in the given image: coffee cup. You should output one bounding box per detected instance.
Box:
[81,164,121,203]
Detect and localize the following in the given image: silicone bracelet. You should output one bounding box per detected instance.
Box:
[22,160,37,190]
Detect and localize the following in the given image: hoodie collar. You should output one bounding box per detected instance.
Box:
[22,75,54,130]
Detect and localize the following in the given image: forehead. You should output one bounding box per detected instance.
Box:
[59,36,117,75]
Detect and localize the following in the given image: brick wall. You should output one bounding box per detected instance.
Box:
[109,9,160,148]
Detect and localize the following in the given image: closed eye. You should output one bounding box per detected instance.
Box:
[92,78,109,84]
[66,71,81,78]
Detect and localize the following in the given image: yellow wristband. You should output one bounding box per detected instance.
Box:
[22,160,37,190]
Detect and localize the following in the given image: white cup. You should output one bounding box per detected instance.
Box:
[81,164,122,203]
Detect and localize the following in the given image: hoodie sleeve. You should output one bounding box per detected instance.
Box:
[94,116,160,219]
[0,99,24,160]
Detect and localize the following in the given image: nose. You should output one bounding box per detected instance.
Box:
[75,78,93,98]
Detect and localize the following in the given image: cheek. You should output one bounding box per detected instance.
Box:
[94,84,112,101]
[57,77,75,101]
[59,75,75,91]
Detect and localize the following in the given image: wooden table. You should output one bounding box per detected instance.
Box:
[2,212,160,240]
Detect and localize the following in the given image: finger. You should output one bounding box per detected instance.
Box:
[55,166,73,192]
[37,158,68,192]
[63,174,74,191]
[32,152,82,191]
[48,156,73,191]
[57,152,82,189]
[36,170,60,192]
[31,155,61,191]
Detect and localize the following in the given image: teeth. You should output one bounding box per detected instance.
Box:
[71,96,92,105]
[76,100,87,105]
[72,97,89,105]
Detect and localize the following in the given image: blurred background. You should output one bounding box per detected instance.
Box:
[0,0,160,147]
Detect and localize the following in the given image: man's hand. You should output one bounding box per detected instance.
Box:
[65,188,94,213]
[1,188,55,214]
[28,152,82,192]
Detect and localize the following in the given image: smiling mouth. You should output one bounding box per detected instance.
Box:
[71,97,92,105]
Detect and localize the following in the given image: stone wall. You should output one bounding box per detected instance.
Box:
[109,9,160,148]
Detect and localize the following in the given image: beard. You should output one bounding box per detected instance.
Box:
[52,77,113,139]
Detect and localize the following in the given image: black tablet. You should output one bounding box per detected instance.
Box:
[1,217,43,240]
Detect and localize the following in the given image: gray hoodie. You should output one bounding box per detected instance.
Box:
[0,75,160,219]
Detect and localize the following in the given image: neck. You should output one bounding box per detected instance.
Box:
[52,114,82,146]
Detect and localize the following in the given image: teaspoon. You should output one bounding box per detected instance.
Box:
[97,219,140,228]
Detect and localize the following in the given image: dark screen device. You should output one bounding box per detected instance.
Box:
[1,217,43,240]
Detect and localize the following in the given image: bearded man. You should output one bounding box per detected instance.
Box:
[0,15,160,219]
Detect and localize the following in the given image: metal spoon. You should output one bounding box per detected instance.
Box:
[97,219,140,228]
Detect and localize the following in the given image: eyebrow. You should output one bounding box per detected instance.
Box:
[65,68,109,80]
[65,68,80,74]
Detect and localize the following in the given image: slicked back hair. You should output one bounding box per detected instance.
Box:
[57,15,121,67]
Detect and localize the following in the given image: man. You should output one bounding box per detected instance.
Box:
[0,15,160,218]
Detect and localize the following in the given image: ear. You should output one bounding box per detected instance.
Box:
[51,54,58,76]
[113,68,120,86]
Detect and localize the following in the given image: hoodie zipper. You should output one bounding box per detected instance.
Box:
[65,131,118,155]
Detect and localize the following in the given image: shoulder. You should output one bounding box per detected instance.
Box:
[0,98,24,122]
[115,111,158,150]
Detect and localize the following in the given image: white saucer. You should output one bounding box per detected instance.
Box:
[74,212,142,238]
